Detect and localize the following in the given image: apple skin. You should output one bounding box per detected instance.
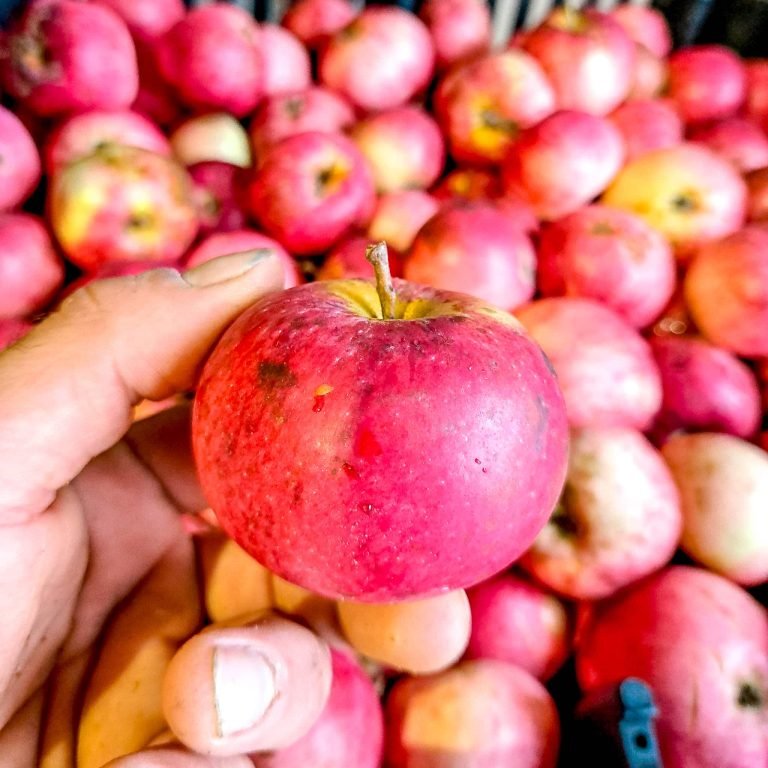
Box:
[684,226,768,358]
[501,110,624,221]
[609,98,683,160]
[367,190,440,254]
[131,39,181,128]
[351,107,445,193]
[419,0,490,70]
[521,9,635,116]
[667,45,747,125]
[0,104,41,211]
[465,573,571,682]
[576,566,768,768]
[516,298,662,430]
[745,60,768,133]
[629,43,668,99]
[4,0,138,117]
[405,201,536,311]
[0,318,33,352]
[247,132,375,257]
[434,50,555,167]
[317,235,398,281]
[87,0,184,42]
[282,0,357,49]
[689,118,768,174]
[188,162,248,238]
[432,169,500,202]
[170,113,252,169]
[610,5,672,58]
[0,213,64,320]
[260,24,312,98]
[192,278,568,601]
[385,660,560,768]
[319,7,435,113]
[746,167,768,223]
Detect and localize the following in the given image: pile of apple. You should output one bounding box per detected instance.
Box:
[2,0,768,766]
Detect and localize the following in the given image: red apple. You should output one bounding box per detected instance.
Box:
[432,168,501,202]
[385,660,560,768]
[516,298,662,430]
[651,283,696,339]
[745,60,768,133]
[281,0,357,49]
[501,110,624,221]
[405,201,536,311]
[536,204,676,328]
[610,4,672,58]
[50,145,198,271]
[0,318,33,352]
[629,43,668,99]
[0,213,64,320]
[351,106,445,193]
[131,40,181,128]
[0,104,40,211]
[188,162,248,238]
[521,8,635,116]
[4,0,138,116]
[170,113,252,169]
[319,7,435,113]
[689,117,768,173]
[667,45,747,125]
[419,0,490,70]
[247,132,374,256]
[746,167,768,223]
[317,235,382,281]
[367,190,440,254]
[609,98,683,160]
[576,566,768,768]
[88,0,184,42]
[465,573,571,682]
[260,24,312,98]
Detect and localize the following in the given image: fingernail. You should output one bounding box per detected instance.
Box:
[212,643,277,737]
[183,249,275,287]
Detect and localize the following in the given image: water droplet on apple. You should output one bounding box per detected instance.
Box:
[342,462,359,479]
[474,458,482,465]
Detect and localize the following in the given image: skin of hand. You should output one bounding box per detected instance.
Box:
[0,251,333,767]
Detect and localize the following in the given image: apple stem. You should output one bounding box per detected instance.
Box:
[365,241,397,320]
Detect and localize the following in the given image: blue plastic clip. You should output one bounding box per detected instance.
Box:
[617,679,664,768]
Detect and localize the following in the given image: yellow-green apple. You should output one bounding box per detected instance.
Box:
[50,145,198,271]
[465,573,571,682]
[319,7,434,112]
[0,104,40,211]
[521,426,681,600]
[521,8,635,116]
[249,87,355,161]
[385,660,559,767]
[602,144,747,258]
[689,118,768,173]
[367,190,440,254]
[418,0,490,70]
[434,50,555,166]
[188,161,248,237]
[501,110,624,221]
[247,132,375,256]
[746,167,768,222]
[0,213,64,319]
[3,0,138,116]
[536,204,676,328]
[170,112,252,168]
[576,566,768,768]
[192,243,568,600]
[0,318,32,352]
[87,0,184,42]
[516,298,662,429]
[746,60,768,133]
[629,43,667,99]
[157,4,263,117]
[685,227,768,357]
[432,168,500,202]
[282,0,357,49]
[351,107,445,193]
[609,98,682,160]
[405,201,536,311]
[610,4,671,57]
[260,24,311,97]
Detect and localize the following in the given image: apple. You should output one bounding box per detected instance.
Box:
[610,4,672,58]
[465,573,571,682]
[609,98,683,160]
[317,235,382,281]
[157,4,263,117]
[249,87,355,161]
[319,7,435,113]
[576,566,768,768]
[651,283,695,339]
[247,132,374,256]
[515,298,662,430]
[281,0,357,49]
[170,113,252,169]
[351,106,445,193]
[522,426,681,600]
[602,143,747,258]
[385,660,560,768]
[0,213,64,320]
[0,104,40,211]
[521,8,635,116]
[629,43,668,99]
[4,0,138,116]
[419,0,490,70]
[536,204,676,328]
[432,169,501,202]
[260,24,312,98]
[131,40,181,128]
[667,45,747,125]
[50,145,198,271]
[434,50,555,167]
[88,0,184,42]
[0,318,32,352]
[745,60,768,133]
[746,167,768,222]
[689,117,768,173]
[44,109,171,176]
[192,244,568,600]
[405,201,536,311]
[650,335,761,441]
[685,226,768,358]
[188,162,248,238]
[367,190,440,254]
[501,110,624,221]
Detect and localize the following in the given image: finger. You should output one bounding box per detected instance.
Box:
[0,691,43,768]
[0,250,285,524]
[104,749,252,768]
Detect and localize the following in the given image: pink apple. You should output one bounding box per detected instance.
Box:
[515,297,662,429]
[247,132,374,256]
[432,168,501,202]
[260,24,312,98]
[610,4,671,58]
[536,204,676,328]
[609,98,683,160]
[319,7,435,112]
[317,235,381,281]
[576,566,768,768]
[0,213,64,320]
[629,43,668,99]
[745,60,768,133]
[521,8,635,116]
[281,0,357,48]
[689,117,768,173]
[131,40,181,128]
[495,195,540,236]
[419,0,490,70]
[405,201,536,311]
[501,110,624,221]
[88,0,184,42]
[4,0,138,116]
[434,49,556,166]
[0,318,33,352]
[0,104,40,211]
[367,190,440,254]
[746,167,768,222]
[465,573,571,682]
[351,106,445,193]
[188,162,248,238]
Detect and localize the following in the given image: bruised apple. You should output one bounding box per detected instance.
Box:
[192,244,568,601]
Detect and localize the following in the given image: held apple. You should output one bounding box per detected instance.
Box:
[192,243,568,601]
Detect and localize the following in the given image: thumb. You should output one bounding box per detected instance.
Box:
[0,251,285,524]
[104,749,253,767]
